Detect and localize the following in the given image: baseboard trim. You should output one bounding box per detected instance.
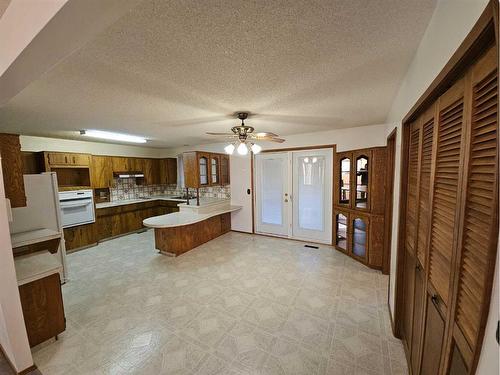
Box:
[0,344,37,375]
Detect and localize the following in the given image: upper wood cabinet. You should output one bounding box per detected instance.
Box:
[159,158,177,185]
[183,151,230,188]
[334,147,386,214]
[111,156,131,172]
[42,151,92,189]
[0,133,26,207]
[91,156,113,188]
[44,152,91,167]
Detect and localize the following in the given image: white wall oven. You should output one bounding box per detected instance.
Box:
[58,190,95,228]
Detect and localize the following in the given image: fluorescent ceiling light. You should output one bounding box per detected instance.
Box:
[80,130,147,143]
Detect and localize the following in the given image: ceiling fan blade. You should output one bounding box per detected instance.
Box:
[266,137,286,143]
[252,132,279,137]
[206,132,237,136]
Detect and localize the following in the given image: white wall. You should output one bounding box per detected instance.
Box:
[20,135,163,158]
[384,1,498,373]
[164,123,388,233]
[0,160,33,372]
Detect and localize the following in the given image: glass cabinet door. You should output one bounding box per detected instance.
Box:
[211,155,219,184]
[339,157,351,205]
[352,216,368,258]
[355,155,369,208]
[199,156,208,185]
[335,212,348,251]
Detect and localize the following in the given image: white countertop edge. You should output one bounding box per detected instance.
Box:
[143,205,242,228]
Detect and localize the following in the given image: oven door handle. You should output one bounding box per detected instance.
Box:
[60,201,92,209]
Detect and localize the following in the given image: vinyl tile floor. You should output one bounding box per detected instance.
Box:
[32,231,408,375]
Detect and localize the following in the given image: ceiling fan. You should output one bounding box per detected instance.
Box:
[206,112,285,155]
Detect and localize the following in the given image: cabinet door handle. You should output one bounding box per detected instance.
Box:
[431,294,439,306]
[416,263,422,271]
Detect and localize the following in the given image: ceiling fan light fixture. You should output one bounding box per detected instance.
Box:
[237,142,248,155]
[224,143,235,155]
[251,143,262,154]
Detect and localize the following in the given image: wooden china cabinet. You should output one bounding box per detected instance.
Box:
[183,151,230,188]
[334,146,386,269]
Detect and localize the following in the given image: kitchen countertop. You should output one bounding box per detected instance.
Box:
[14,251,63,286]
[95,195,187,209]
[10,228,61,248]
[143,205,242,228]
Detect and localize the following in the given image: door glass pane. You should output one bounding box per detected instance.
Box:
[261,158,284,225]
[297,156,325,231]
[336,213,347,250]
[340,158,350,205]
[199,157,208,185]
[353,218,366,257]
[356,156,368,208]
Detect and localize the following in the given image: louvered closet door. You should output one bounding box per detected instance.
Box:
[428,77,466,309]
[453,46,498,360]
[402,120,421,348]
[416,105,435,267]
[406,121,421,256]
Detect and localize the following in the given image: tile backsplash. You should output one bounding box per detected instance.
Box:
[110,178,231,201]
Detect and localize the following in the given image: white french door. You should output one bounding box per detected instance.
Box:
[254,153,290,236]
[254,148,333,244]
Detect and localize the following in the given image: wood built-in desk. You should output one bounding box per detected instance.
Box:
[143,199,241,256]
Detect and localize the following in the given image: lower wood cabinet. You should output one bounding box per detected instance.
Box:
[153,212,231,256]
[63,223,98,251]
[64,200,181,251]
[334,209,384,269]
[18,273,65,347]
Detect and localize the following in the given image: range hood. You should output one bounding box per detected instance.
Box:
[113,171,145,178]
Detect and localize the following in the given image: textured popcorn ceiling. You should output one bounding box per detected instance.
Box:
[0,0,436,147]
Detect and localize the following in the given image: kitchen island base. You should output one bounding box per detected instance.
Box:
[154,212,231,256]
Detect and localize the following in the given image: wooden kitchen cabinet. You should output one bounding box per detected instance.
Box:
[111,156,131,172]
[160,158,177,185]
[45,152,91,167]
[143,158,160,185]
[19,272,65,347]
[183,151,229,188]
[0,133,26,207]
[91,155,113,188]
[63,223,98,252]
[42,151,92,189]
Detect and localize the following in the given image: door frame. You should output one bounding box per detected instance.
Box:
[253,144,336,245]
[383,127,397,276]
[393,4,498,375]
